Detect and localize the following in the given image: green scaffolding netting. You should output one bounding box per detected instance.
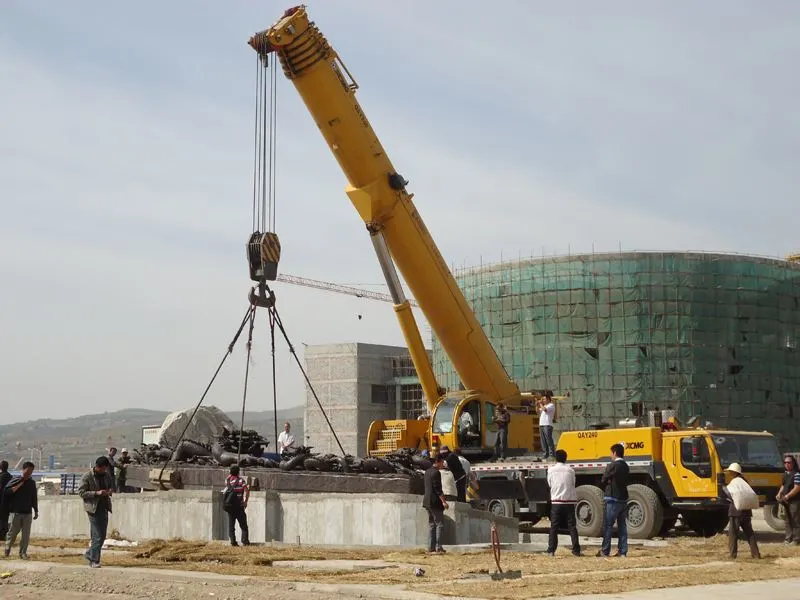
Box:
[431,252,800,450]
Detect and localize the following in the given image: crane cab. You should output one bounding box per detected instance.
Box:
[431,394,539,460]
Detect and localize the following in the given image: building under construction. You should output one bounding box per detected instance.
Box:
[303,343,426,455]
[432,251,800,449]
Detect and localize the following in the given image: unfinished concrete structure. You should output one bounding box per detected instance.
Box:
[31,491,519,546]
[304,343,426,455]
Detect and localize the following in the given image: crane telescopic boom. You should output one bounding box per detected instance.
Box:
[249,6,523,417]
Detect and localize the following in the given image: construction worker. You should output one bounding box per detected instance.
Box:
[493,404,510,461]
[598,443,629,558]
[422,454,448,553]
[777,454,800,545]
[537,394,556,460]
[439,446,467,502]
[546,449,581,556]
[723,462,761,559]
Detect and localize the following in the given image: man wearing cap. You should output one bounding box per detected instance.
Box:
[116,449,132,493]
[422,454,449,553]
[723,462,761,559]
[439,446,467,503]
[78,456,115,568]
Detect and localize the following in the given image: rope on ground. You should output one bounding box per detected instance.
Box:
[491,522,502,573]
[157,305,255,488]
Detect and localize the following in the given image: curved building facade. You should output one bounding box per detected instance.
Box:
[431,252,800,449]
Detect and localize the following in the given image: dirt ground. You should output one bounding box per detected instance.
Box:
[0,568,347,600]
[3,529,800,599]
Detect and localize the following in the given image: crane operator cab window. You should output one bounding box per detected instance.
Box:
[458,401,481,448]
[680,436,712,478]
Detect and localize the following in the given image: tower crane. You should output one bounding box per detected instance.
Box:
[276,273,419,308]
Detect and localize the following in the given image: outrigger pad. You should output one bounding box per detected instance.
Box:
[490,570,522,581]
[247,231,281,282]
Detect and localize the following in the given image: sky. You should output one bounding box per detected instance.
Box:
[1,1,798,425]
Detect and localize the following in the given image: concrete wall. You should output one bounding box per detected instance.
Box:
[32,491,223,541]
[30,491,518,547]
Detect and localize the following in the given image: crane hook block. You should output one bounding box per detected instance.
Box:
[247,231,281,282]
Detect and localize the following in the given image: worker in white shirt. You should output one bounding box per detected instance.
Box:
[440,464,458,502]
[537,394,556,460]
[277,422,296,455]
[454,448,471,481]
[546,449,581,556]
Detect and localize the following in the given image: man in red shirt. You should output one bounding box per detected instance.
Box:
[224,466,250,546]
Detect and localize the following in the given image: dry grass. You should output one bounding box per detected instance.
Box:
[35,535,800,599]
[29,537,91,550]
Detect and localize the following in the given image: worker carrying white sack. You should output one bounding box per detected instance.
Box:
[722,462,761,560]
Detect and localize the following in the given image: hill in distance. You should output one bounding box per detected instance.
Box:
[0,405,304,469]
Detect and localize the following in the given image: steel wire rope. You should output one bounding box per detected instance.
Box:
[270,306,280,455]
[237,308,257,462]
[260,56,269,233]
[264,288,347,456]
[157,305,255,487]
[252,53,263,232]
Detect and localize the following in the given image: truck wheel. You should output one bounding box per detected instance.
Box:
[575,485,605,538]
[626,484,664,539]
[683,509,729,537]
[487,499,516,519]
[763,504,784,532]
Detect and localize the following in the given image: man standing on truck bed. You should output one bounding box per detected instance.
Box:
[777,454,800,545]
[546,449,581,556]
[537,393,556,461]
[598,443,629,558]
[493,404,510,461]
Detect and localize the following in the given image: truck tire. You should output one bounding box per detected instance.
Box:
[626,484,664,539]
[487,499,516,519]
[763,504,784,532]
[683,509,729,537]
[575,485,605,538]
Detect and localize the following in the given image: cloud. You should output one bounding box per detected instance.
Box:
[0,1,798,425]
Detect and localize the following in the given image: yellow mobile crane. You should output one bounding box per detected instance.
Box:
[248,7,784,538]
[249,7,557,460]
